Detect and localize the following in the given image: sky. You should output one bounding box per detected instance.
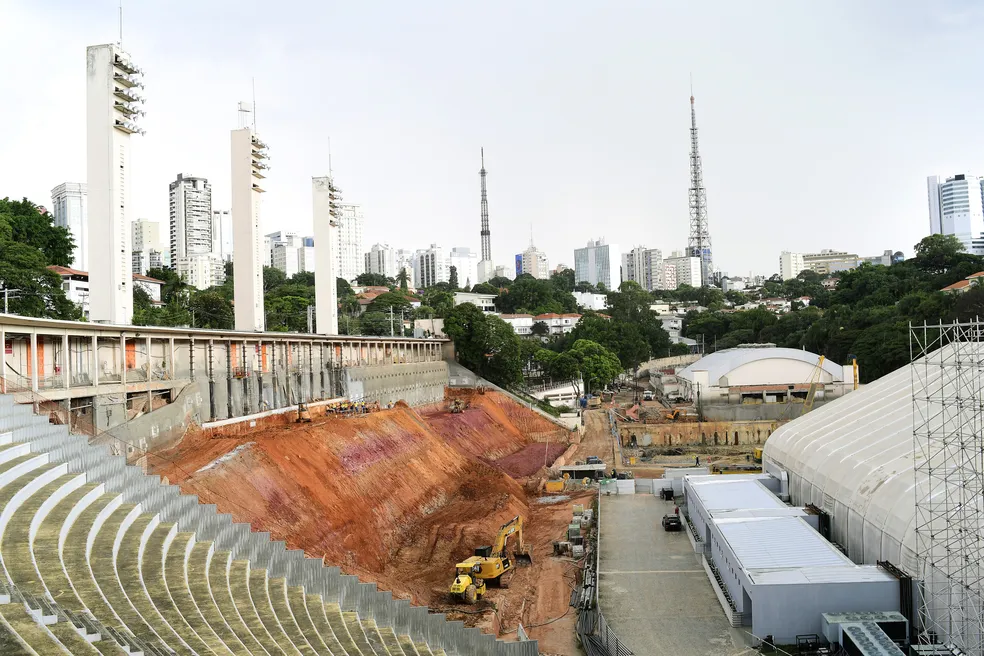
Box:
[3,0,984,278]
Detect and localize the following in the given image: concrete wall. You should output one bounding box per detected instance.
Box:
[722,359,834,387]
[700,402,832,422]
[93,382,206,464]
[345,361,449,406]
[620,419,781,447]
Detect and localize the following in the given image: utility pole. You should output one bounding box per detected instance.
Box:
[1,288,22,314]
[307,305,314,333]
[388,306,395,337]
[687,86,713,287]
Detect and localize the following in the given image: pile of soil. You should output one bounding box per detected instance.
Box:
[494,443,567,478]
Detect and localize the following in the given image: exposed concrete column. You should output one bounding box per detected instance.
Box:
[168,337,176,381]
[146,335,152,410]
[63,331,70,389]
[91,335,99,387]
[226,340,234,419]
[308,342,315,402]
[120,334,127,388]
[207,339,216,421]
[242,339,250,415]
[29,331,39,393]
[256,340,265,410]
[0,326,5,393]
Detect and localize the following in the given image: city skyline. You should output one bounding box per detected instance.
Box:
[4,2,984,278]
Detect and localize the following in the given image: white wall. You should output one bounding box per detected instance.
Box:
[722,359,834,387]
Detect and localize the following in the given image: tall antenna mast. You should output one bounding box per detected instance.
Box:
[479,148,491,262]
[118,1,123,47]
[328,137,333,178]
[687,86,713,287]
[251,77,257,131]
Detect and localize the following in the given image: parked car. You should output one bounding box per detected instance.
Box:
[642,390,654,401]
[586,456,603,465]
[661,514,682,532]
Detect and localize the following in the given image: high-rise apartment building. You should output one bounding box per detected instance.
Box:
[449,247,479,288]
[131,218,162,275]
[663,252,702,289]
[621,246,662,291]
[414,245,449,288]
[86,43,145,324]
[520,244,550,279]
[212,209,233,262]
[779,251,805,280]
[927,174,984,254]
[365,243,396,279]
[336,204,364,282]
[231,125,268,331]
[50,182,88,271]
[169,174,212,262]
[494,265,514,281]
[574,238,621,290]
[660,262,678,290]
[267,231,315,277]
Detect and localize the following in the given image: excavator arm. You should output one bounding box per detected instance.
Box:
[493,516,531,565]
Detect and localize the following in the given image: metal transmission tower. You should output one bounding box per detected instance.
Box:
[687,94,713,286]
[480,148,491,262]
[911,320,984,655]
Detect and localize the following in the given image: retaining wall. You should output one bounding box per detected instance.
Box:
[620,419,782,447]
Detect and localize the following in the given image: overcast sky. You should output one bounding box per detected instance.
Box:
[3,1,984,277]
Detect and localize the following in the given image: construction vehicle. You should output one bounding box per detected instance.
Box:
[296,402,312,423]
[753,447,763,463]
[449,516,532,604]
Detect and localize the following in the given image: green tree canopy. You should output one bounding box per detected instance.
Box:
[443,302,523,386]
[355,272,393,287]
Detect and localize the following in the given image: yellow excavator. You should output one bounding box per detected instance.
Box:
[449,516,533,604]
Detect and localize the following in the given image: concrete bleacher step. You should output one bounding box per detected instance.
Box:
[324,602,363,656]
[304,594,351,656]
[362,618,392,656]
[0,601,69,654]
[228,560,285,655]
[183,541,251,656]
[204,550,270,655]
[268,577,318,655]
[344,611,378,656]
[285,586,332,656]
[248,568,305,656]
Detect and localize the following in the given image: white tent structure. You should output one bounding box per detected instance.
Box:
[763,339,984,653]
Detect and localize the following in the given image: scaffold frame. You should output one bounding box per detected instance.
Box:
[911,320,984,655]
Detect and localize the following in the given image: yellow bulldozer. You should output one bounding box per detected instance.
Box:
[449,516,533,604]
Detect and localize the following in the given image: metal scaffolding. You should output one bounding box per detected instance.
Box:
[911,321,984,655]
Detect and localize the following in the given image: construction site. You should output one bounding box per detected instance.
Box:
[147,387,600,656]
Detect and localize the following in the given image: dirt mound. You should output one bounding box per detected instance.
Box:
[494,443,568,478]
[152,404,527,576]
[419,391,566,461]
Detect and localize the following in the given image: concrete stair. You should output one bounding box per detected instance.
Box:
[0,394,539,654]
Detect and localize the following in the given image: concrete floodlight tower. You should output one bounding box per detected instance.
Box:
[231,102,268,331]
[313,176,340,335]
[86,43,145,324]
[687,93,713,287]
[476,148,494,284]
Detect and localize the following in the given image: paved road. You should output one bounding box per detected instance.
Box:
[598,494,754,656]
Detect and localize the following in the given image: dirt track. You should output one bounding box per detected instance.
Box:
[150,391,583,655]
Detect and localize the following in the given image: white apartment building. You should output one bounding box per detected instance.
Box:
[534,313,582,336]
[169,174,213,268]
[174,255,224,290]
[87,43,145,324]
[449,247,479,288]
[366,243,396,279]
[574,238,621,290]
[572,291,608,311]
[494,265,514,280]
[50,182,88,271]
[521,244,550,279]
[212,209,233,262]
[414,244,450,288]
[664,253,702,288]
[452,292,497,313]
[131,218,164,275]
[928,174,984,254]
[621,246,662,291]
[721,277,747,292]
[337,203,364,282]
[803,249,859,275]
[661,262,678,290]
[267,231,315,277]
[779,251,806,280]
[500,314,534,335]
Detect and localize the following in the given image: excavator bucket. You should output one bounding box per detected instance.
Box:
[514,547,533,567]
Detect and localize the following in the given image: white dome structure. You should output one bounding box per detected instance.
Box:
[763,342,984,651]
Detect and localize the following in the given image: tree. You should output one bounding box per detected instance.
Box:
[265,295,309,332]
[367,291,413,315]
[531,321,549,337]
[146,267,187,305]
[263,266,287,292]
[448,266,459,290]
[488,276,513,289]
[188,291,234,329]
[1,198,75,266]
[355,272,391,287]
[568,339,622,393]
[574,281,597,293]
[359,312,391,336]
[470,282,498,296]
[914,234,965,274]
[443,303,523,386]
[396,267,410,292]
[551,269,575,293]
